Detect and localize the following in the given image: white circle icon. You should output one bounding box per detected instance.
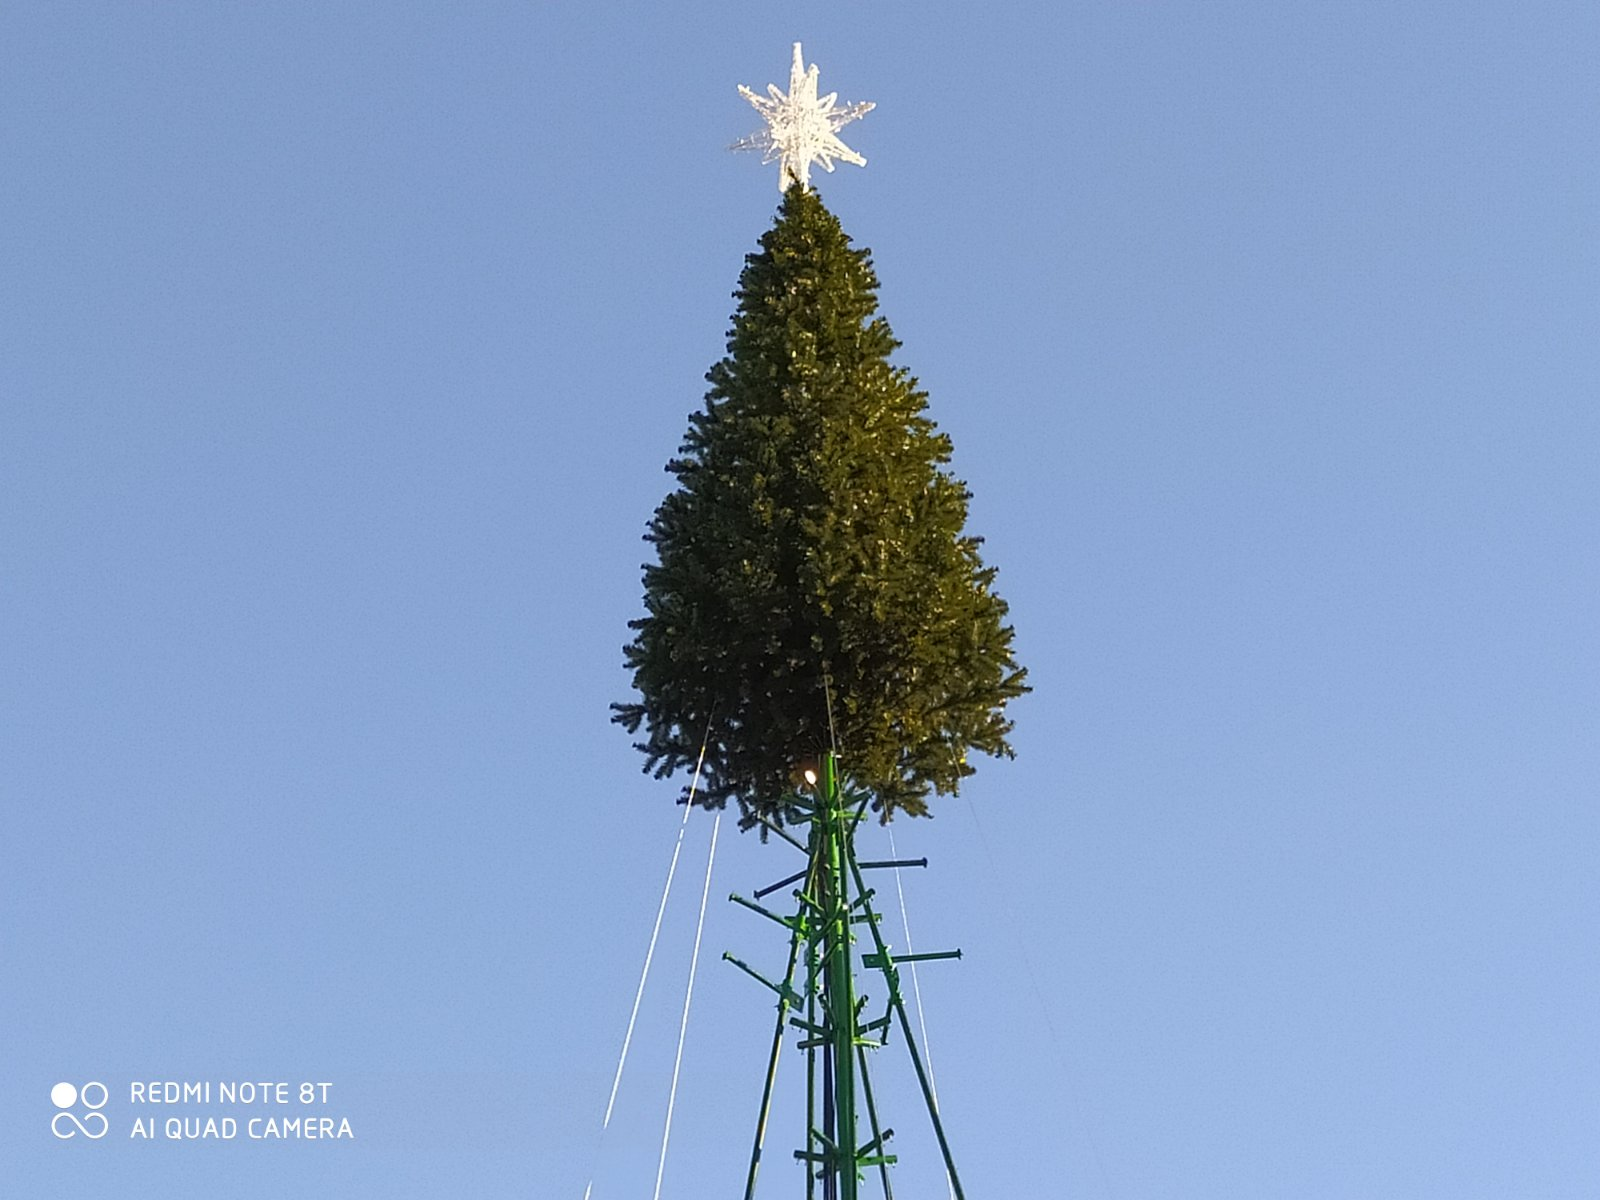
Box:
[50,1082,78,1109]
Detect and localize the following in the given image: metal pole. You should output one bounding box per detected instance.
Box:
[741,910,807,1200]
[822,752,859,1200]
[727,750,970,1198]
[849,852,966,1200]
[805,919,819,1200]
[855,1042,894,1199]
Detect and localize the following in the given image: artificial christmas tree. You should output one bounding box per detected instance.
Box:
[593,48,1016,1199]
[614,184,1026,825]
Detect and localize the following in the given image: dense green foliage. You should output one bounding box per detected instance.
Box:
[614,186,1026,824]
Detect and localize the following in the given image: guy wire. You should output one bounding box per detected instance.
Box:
[822,669,840,757]
[580,710,716,1200]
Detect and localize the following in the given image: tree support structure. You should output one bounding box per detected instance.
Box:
[724,752,968,1199]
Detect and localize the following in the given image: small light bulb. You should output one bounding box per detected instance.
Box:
[803,768,818,786]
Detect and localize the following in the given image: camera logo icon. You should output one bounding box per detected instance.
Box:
[51,1081,108,1139]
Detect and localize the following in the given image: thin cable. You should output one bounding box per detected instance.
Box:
[886,825,940,1104]
[888,823,954,1200]
[821,670,839,755]
[652,809,721,1200]
[582,724,713,1200]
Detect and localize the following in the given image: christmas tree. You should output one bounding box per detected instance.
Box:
[614,183,1026,825]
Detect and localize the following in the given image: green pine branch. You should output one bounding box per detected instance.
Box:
[615,185,1028,825]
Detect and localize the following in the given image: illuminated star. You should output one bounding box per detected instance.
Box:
[733,43,874,191]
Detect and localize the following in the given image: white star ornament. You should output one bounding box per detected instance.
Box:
[733,43,874,191]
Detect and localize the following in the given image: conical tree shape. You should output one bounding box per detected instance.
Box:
[615,185,1026,824]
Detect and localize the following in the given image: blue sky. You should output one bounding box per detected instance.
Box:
[3,3,1596,1197]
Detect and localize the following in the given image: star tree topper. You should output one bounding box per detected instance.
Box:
[734,43,874,191]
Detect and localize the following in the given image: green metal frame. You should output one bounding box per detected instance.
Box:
[725,752,968,1199]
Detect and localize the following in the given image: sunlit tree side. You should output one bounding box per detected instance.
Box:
[614,185,1026,825]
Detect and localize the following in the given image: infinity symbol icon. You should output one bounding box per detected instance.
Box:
[51,1081,108,1140]
[52,1110,109,1139]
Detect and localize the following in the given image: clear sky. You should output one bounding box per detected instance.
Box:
[3,3,1596,1197]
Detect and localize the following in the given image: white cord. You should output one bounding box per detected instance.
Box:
[887,825,940,1106]
[582,737,712,1200]
[652,810,721,1200]
[888,823,954,1200]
